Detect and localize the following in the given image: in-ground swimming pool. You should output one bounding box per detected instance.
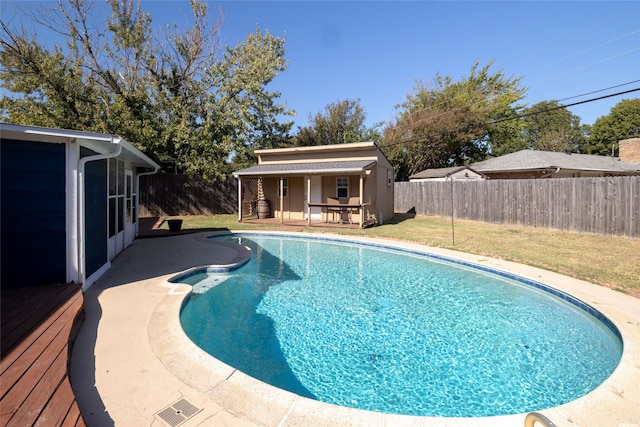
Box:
[177,233,622,417]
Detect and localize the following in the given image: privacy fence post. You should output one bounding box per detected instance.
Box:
[450,179,455,246]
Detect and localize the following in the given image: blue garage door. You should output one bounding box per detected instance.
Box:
[1,139,66,288]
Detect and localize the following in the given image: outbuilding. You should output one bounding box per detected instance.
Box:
[1,123,159,290]
[233,142,394,227]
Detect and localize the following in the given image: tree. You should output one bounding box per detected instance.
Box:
[516,101,587,153]
[378,60,526,180]
[0,0,294,181]
[583,99,640,156]
[292,98,380,146]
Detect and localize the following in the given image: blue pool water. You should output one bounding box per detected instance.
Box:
[178,234,622,417]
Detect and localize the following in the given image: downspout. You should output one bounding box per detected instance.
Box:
[136,165,160,236]
[77,141,122,289]
[547,167,561,177]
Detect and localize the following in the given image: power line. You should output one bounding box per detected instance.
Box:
[381,87,640,148]
[541,47,640,82]
[557,80,640,102]
[386,78,640,137]
[387,17,639,133]
[491,87,640,124]
[394,24,640,130]
[527,29,640,74]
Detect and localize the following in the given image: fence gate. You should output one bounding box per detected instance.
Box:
[241,178,259,219]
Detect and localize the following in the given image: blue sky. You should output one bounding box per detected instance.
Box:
[205,1,640,130]
[4,1,640,132]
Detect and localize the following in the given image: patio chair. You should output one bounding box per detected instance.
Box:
[326,197,340,223]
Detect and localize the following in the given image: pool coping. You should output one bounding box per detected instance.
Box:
[73,231,640,427]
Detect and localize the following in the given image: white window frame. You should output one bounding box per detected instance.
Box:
[336,177,349,198]
[108,158,125,237]
[277,178,288,198]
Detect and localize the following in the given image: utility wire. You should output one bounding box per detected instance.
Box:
[527,29,640,73]
[557,80,640,102]
[384,82,640,143]
[380,87,640,148]
[391,27,639,130]
[540,47,640,82]
[490,87,640,124]
[388,24,639,133]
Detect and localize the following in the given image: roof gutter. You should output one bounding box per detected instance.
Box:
[233,161,377,178]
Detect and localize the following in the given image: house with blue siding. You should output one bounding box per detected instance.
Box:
[1,124,159,290]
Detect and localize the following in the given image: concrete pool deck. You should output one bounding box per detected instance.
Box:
[70,231,640,427]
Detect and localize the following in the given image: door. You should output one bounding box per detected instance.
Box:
[123,170,136,247]
[304,176,322,220]
[107,159,125,260]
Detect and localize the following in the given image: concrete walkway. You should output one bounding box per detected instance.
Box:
[70,231,640,427]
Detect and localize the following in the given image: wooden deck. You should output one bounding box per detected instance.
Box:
[1,283,86,427]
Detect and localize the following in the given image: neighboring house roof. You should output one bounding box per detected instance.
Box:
[409,166,484,180]
[233,160,376,177]
[471,150,640,174]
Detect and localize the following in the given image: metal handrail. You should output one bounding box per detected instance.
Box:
[525,412,557,427]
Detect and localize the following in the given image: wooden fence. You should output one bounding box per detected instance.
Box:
[395,176,640,238]
[138,174,639,237]
[139,174,237,217]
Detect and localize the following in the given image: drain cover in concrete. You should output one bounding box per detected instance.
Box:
[154,398,202,427]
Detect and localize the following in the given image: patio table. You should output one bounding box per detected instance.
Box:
[307,202,363,224]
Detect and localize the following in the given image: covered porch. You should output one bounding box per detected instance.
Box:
[233,160,378,228]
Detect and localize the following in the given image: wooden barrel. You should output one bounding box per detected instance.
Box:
[257,200,270,219]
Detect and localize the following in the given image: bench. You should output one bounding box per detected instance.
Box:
[0,283,86,427]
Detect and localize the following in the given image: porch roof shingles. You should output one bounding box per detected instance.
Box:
[233,160,376,177]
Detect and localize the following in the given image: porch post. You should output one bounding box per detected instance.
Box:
[279,177,284,224]
[307,176,311,226]
[359,175,364,227]
[237,177,242,221]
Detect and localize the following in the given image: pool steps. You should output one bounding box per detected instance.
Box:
[168,242,252,283]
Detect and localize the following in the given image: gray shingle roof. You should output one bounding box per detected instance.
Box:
[409,166,482,179]
[233,160,377,177]
[471,150,640,173]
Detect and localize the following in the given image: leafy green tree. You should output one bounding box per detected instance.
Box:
[517,100,587,153]
[584,99,640,156]
[0,0,294,181]
[379,60,526,180]
[292,98,380,146]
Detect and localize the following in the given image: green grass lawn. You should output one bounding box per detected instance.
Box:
[158,214,640,297]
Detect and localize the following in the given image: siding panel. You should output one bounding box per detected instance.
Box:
[1,140,66,287]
